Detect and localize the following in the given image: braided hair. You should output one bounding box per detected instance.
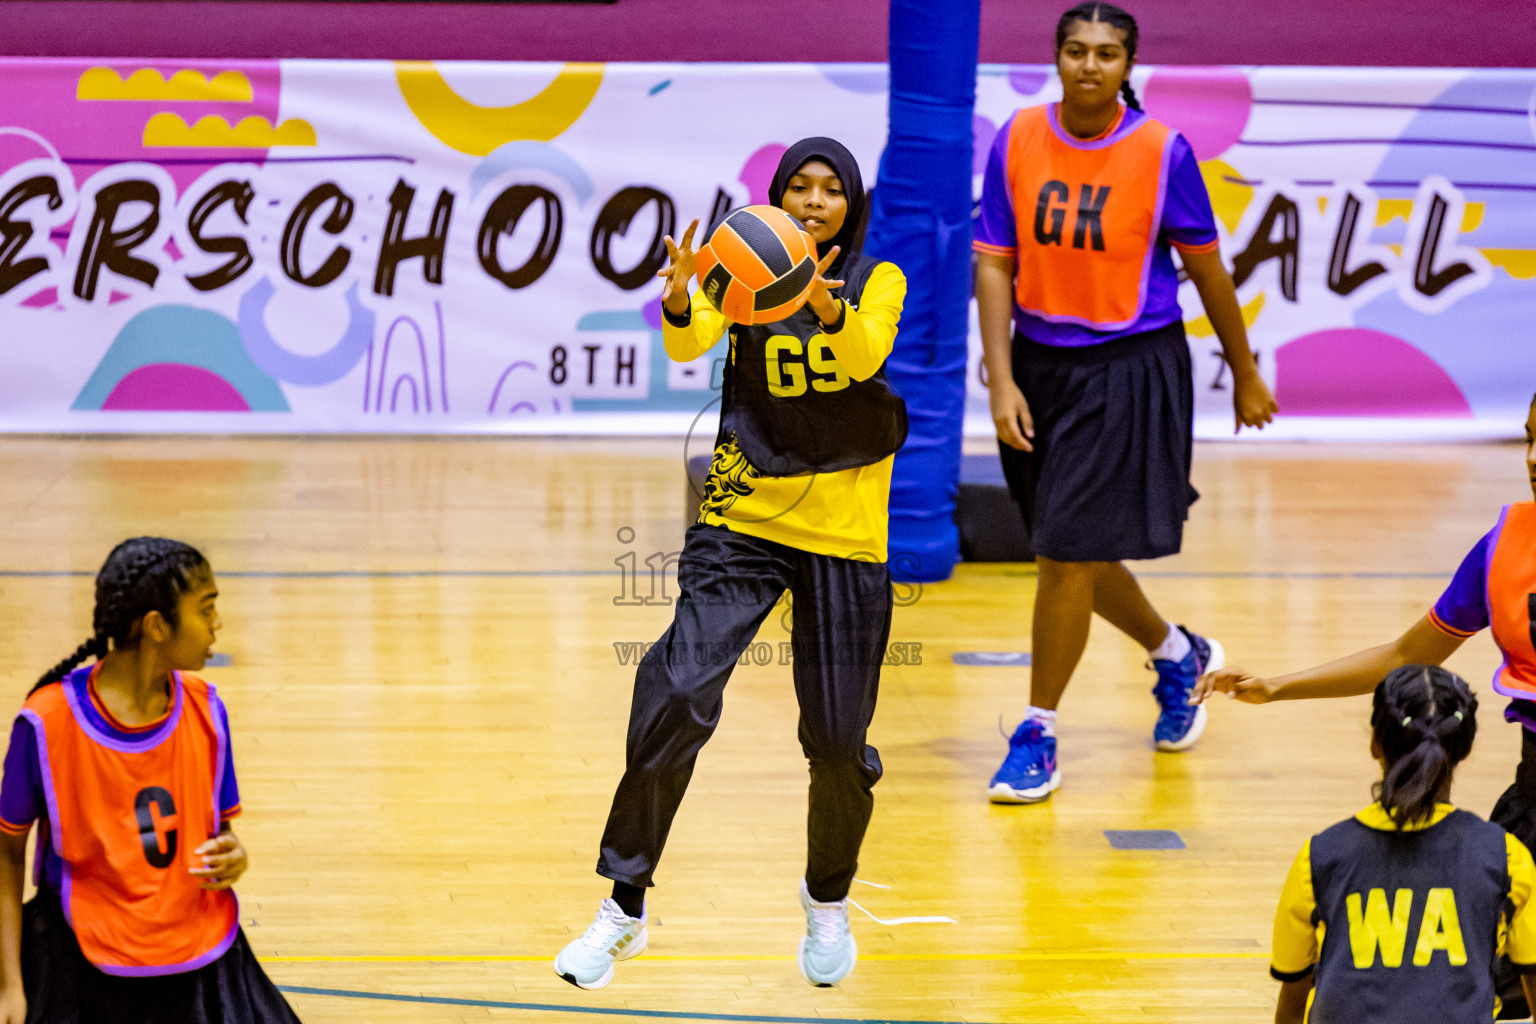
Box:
[1370,664,1478,829]
[33,537,209,694]
[1055,2,1143,111]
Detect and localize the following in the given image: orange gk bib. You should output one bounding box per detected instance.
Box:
[1488,502,1536,699]
[1004,105,1174,331]
[21,671,238,975]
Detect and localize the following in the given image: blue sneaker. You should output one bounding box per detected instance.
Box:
[1152,627,1224,752]
[988,718,1060,803]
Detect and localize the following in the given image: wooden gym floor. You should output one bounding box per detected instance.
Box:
[0,434,1525,1023]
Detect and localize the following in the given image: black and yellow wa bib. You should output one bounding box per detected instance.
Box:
[1309,809,1510,1023]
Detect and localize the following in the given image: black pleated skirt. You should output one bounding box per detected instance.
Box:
[22,889,301,1024]
[998,320,1199,563]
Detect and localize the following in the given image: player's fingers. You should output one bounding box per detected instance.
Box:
[822,278,845,291]
[1018,403,1035,440]
[1192,671,1229,703]
[995,416,1032,452]
[817,247,841,274]
[680,218,699,250]
[193,834,233,856]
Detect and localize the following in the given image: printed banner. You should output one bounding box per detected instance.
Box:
[0,61,1531,438]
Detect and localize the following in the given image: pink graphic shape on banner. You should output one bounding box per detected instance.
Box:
[972,114,997,176]
[1008,67,1049,96]
[102,363,252,411]
[739,143,787,208]
[0,61,282,194]
[1140,67,1251,161]
[1275,328,1473,418]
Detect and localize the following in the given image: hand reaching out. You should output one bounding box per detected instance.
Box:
[657,218,700,315]
[1192,666,1274,705]
[804,246,847,325]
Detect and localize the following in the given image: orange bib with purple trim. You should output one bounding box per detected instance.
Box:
[1004,105,1174,331]
[22,672,238,976]
[1489,502,1536,699]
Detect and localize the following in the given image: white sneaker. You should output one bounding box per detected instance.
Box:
[797,880,856,986]
[553,898,647,990]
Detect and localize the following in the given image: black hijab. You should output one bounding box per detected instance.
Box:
[767,137,867,277]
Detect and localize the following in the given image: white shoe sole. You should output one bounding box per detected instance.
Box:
[988,768,1062,804]
[1155,637,1223,752]
[554,930,647,990]
[797,933,857,986]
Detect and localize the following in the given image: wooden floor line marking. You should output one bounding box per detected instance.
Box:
[264,951,1269,963]
[276,984,981,1023]
[0,568,1451,580]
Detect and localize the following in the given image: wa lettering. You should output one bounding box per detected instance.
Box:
[1345,886,1467,969]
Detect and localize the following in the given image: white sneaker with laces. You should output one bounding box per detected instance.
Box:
[797,880,856,986]
[553,898,647,990]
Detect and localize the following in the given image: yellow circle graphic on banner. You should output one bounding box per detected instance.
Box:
[394,61,603,157]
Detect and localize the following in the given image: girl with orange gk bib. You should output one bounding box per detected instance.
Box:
[0,538,300,1024]
[974,1,1277,804]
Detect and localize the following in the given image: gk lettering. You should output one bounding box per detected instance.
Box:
[1033,180,1110,251]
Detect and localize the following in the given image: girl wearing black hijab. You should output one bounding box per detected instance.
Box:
[555,138,907,991]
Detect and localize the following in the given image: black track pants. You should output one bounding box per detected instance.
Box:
[597,524,891,903]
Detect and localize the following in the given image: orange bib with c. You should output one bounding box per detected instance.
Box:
[21,670,238,976]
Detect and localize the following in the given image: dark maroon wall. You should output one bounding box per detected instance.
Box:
[0,0,1530,66]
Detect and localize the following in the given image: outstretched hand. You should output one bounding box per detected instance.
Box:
[805,246,846,325]
[658,217,701,315]
[1192,666,1274,705]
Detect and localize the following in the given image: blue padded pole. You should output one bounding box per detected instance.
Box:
[865,0,980,583]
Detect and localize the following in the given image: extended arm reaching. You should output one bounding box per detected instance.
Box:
[1194,614,1465,704]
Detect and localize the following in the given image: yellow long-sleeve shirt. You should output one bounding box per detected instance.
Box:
[664,261,907,560]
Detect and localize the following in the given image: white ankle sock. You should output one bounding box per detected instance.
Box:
[1025,706,1057,737]
[1149,625,1191,663]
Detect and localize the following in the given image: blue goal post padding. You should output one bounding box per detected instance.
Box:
[865,0,980,583]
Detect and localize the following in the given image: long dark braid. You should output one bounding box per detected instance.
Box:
[32,537,209,694]
[1055,2,1143,111]
[1371,664,1478,828]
